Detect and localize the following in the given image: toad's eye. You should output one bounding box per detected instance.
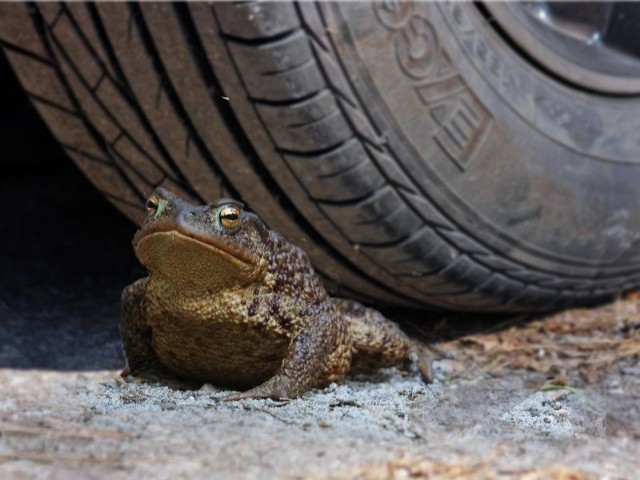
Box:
[146,193,159,215]
[219,205,241,230]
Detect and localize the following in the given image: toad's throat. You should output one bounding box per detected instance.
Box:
[134,221,257,265]
[135,230,262,290]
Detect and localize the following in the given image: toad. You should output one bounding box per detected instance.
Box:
[120,188,423,399]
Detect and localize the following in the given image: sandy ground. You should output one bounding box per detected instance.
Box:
[0,366,637,479]
[0,328,638,479]
[1,166,639,479]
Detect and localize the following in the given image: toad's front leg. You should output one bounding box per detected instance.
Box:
[222,309,349,400]
[120,278,158,377]
[120,279,194,389]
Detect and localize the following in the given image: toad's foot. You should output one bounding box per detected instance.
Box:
[219,374,307,401]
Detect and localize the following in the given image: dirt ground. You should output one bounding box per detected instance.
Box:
[1,164,639,479]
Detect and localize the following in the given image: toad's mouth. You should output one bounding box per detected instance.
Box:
[133,220,258,267]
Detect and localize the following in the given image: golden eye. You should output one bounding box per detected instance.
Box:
[219,205,241,230]
[146,193,159,215]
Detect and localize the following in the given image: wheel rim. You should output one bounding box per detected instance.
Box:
[484,1,640,95]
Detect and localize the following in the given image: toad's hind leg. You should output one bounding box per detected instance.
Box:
[334,299,411,373]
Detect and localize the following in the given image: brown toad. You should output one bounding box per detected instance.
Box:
[120,188,418,399]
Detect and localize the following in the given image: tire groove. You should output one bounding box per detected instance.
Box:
[355,233,413,250]
[129,3,231,199]
[277,138,352,158]
[251,89,324,107]
[0,39,54,65]
[262,58,316,77]
[318,156,368,180]
[49,6,170,188]
[317,189,378,207]
[27,2,146,205]
[287,108,340,129]
[28,91,79,116]
[86,3,196,195]
[221,28,299,47]
[61,143,113,166]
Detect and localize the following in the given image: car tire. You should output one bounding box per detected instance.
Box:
[2,2,640,311]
